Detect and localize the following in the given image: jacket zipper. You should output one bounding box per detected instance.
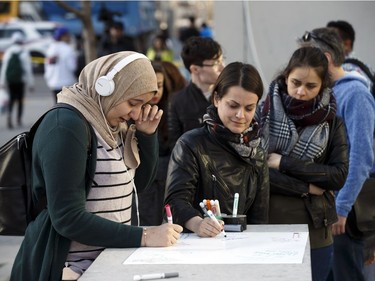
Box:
[211,173,231,197]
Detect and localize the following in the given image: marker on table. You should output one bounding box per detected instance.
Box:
[164,204,173,224]
[199,202,209,216]
[214,199,222,217]
[206,199,211,211]
[207,210,227,237]
[133,272,179,280]
[233,193,239,217]
[210,199,217,215]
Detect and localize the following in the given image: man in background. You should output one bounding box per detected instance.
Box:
[327,19,375,281]
[44,26,77,103]
[168,36,224,149]
[98,21,137,57]
[178,16,200,44]
[299,27,375,281]
[327,20,374,94]
[0,32,34,128]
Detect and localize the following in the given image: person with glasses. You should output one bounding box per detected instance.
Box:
[168,36,225,149]
[326,21,375,281]
[257,46,349,281]
[165,62,269,237]
[299,27,375,281]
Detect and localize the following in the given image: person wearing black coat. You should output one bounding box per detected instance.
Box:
[165,62,269,237]
[168,36,224,150]
[258,47,349,281]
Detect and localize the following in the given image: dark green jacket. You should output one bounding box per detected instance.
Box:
[10,108,159,281]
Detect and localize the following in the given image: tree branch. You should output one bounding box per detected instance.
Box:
[54,0,85,19]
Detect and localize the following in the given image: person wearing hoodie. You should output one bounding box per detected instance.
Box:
[299,27,375,281]
[0,32,34,128]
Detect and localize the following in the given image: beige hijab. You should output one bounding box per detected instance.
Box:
[57,51,157,168]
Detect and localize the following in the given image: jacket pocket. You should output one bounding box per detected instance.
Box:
[303,191,338,229]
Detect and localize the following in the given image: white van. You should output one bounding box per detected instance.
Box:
[0,18,58,72]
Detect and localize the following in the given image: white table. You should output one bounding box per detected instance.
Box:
[80,224,311,281]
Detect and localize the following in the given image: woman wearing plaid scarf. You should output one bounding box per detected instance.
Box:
[258,47,349,281]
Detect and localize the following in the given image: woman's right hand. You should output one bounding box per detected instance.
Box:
[185,216,223,237]
[141,223,183,247]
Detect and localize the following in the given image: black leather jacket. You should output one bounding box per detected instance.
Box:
[268,116,349,248]
[269,116,348,196]
[168,82,211,149]
[165,126,269,229]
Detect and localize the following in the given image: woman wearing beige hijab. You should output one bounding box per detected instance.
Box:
[10,52,183,281]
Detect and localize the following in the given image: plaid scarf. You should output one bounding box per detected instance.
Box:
[203,105,261,158]
[260,82,336,160]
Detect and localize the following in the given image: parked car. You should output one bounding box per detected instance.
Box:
[0,18,58,72]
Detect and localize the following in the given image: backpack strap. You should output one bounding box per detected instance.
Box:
[344,58,375,83]
[344,58,375,99]
[28,103,91,145]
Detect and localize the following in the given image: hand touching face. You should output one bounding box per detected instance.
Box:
[106,92,153,126]
[135,103,163,135]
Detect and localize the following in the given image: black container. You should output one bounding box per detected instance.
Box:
[221,214,247,231]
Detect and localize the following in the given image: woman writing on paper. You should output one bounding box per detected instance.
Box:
[10,52,182,281]
[165,62,269,237]
[257,47,348,281]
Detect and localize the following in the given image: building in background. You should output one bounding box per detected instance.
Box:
[40,1,158,53]
[213,1,375,97]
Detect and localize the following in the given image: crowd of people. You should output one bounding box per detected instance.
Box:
[0,16,374,281]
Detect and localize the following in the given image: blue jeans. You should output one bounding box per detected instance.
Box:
[311,245,333,281]
[326,233,365,281]
[364,263,375,281]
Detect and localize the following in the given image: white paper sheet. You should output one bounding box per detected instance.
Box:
[123,231,309,265]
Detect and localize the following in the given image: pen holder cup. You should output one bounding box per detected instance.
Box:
[221,214,247,231]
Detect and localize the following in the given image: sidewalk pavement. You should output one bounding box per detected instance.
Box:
[0,236,24,281]
[0,75,54,146]
[0,74,54,281]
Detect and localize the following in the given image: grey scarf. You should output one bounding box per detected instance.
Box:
[261,82,331,160]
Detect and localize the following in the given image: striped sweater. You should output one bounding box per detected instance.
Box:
[66,130,135,274]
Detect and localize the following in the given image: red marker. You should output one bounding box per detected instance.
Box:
[165,204,173,224]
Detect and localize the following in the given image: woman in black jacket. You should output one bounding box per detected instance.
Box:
[258,47,349,281]
[165,62,269,237]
